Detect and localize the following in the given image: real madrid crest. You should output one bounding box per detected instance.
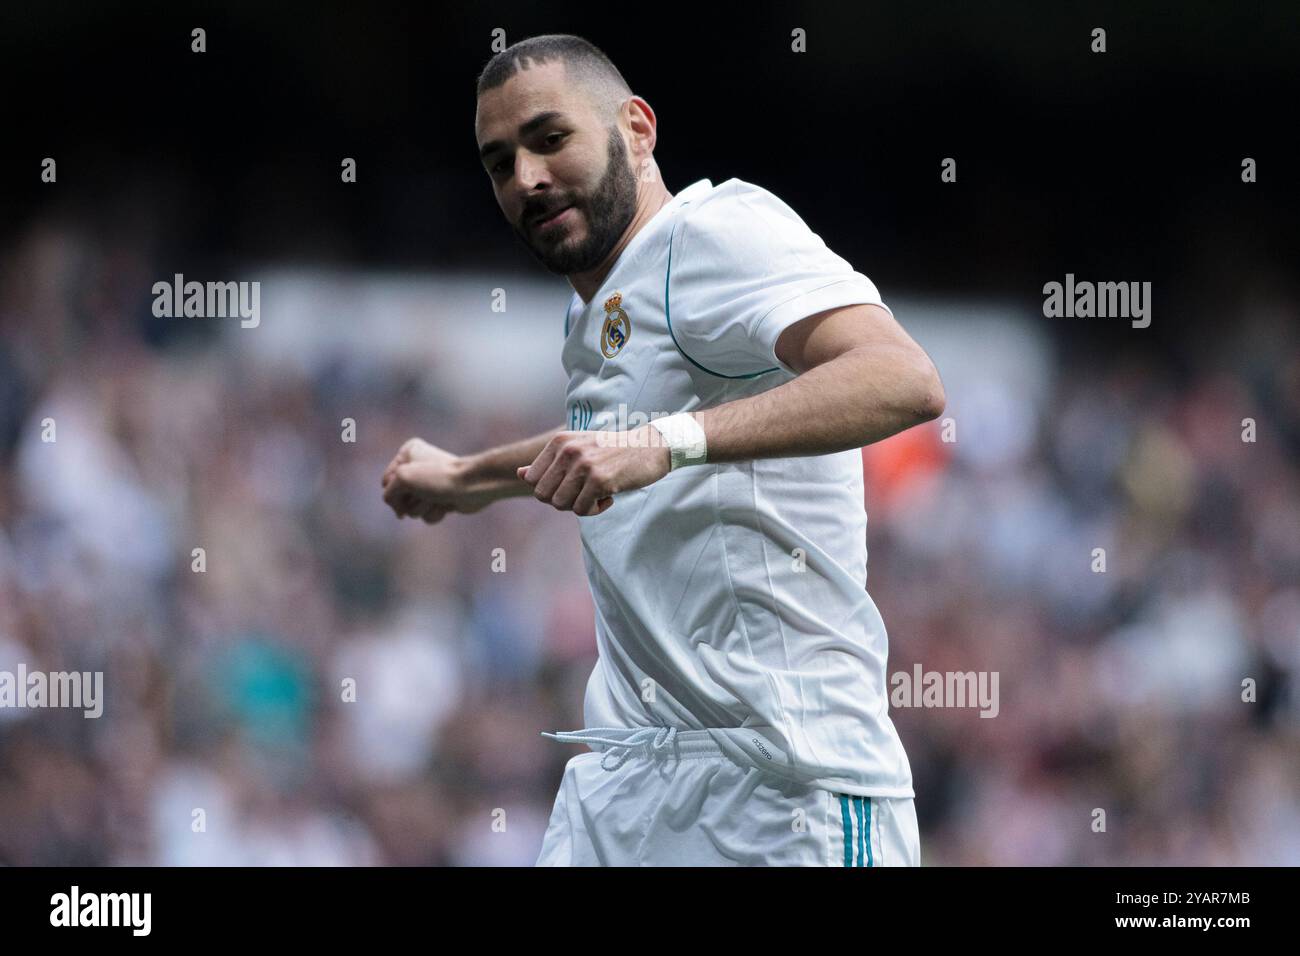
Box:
[600,291,631,358]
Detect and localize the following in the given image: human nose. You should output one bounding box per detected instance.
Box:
[514,149,550,191]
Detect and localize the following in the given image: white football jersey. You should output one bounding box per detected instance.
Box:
[559,178,914,797]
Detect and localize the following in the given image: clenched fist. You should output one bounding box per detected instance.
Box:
[381,437,491,524]
[517,427,671,517]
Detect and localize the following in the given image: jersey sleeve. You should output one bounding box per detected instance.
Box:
[665,179,892,378]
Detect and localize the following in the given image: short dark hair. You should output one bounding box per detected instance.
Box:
[476,34,632,120]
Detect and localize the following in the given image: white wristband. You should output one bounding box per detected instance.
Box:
[648,413,708,470]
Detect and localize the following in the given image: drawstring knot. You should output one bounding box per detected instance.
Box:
[542,726,680,770]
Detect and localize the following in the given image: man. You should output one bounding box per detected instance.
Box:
[382,34,944,866]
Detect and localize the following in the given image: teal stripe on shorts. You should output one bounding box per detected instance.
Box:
[839,795,852,867]
[865,798,874,867]
[854,797,866,867]
[837,795,878,867]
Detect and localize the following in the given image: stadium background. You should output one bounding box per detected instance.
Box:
[1,2,1297,864]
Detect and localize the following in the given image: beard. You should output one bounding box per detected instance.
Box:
[514,127,638,275]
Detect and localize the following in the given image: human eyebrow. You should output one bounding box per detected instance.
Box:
[478,110,568,162]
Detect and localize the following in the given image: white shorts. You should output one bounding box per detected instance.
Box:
[536,728,920,867]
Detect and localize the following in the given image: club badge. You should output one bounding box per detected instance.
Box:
[600,292,631,358]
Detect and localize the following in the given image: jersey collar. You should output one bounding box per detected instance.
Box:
[579,179,714,302]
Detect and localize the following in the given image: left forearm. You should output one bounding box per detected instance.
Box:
[693,345,944,463]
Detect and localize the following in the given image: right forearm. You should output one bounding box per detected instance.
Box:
[457,426,563,501]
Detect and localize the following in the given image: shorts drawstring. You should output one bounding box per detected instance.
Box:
[542,726,680,771]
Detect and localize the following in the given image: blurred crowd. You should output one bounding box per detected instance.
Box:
[1,221,1297,866]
